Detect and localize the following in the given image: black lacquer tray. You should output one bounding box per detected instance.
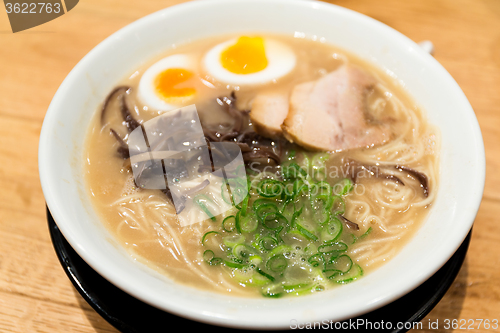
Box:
[48,207,471,332]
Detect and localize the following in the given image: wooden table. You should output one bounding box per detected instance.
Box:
[1,0,498,331]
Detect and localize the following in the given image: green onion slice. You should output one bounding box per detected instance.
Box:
[222,215,236,232]
[268,245,293,257]
[282,162,307,180]
[222,234,245,248]
[282,182,295,201]
[266,255,288,273]
[203,249,214,261]
[236,211,259,233]
[249,255,263,265]
[330,264,363,284]
[352,226,372,244]
[290,206,303,229]
[234,210,242,233]
[296,223,318,241]
[203,250,222,266]
[262,212,288,230]
[255,202,279,222]
[360,227,372,238]
[194,194,217,221]
[240,194,250,216]
[292,179,309,199]
[232,244,258,260]
[311,202,331,225]
[333,178,354,196]
[224,260,247,269]
[274,226,286,244]
[310,181,332,198]
[257,179,284,198]
[261,285,284,298]
[324,254,353,279]
[282,283,311,291]
[318,241,348,254]
[209,257,223,265]
[321,216,343,242]
[221,183,232,205]
[260,236,278,251]
[308,253,325,268]
[310,153,329,182]
[330,196,346,216]
[255,267,275,282]
[281,200,295,220]
[282,283,317,296]
[201,231,220,245]
[311,153,330,167]
[309,182,333,225]
[252,198,275,212]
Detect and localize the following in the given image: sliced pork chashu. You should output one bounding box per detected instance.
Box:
[281,65,391,152]
[250,91,289,139]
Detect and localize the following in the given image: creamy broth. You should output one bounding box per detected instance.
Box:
[84,34,439,297]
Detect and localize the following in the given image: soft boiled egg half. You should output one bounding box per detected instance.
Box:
[138,54,201,111]
[203,36,296,86]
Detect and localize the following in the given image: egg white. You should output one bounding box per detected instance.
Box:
[138,54,198,111]
[202,38,296,86]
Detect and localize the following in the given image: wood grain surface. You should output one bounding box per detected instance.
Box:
[0,0,499,332]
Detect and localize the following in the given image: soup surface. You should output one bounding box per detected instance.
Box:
[84,34,439,297]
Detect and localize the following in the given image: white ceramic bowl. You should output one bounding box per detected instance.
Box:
[39,0,485,329]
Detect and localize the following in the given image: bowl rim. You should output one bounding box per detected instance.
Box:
[39,0,485,329]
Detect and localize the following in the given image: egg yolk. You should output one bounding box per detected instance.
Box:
[154,68,196,101]
[221,36,268,74]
